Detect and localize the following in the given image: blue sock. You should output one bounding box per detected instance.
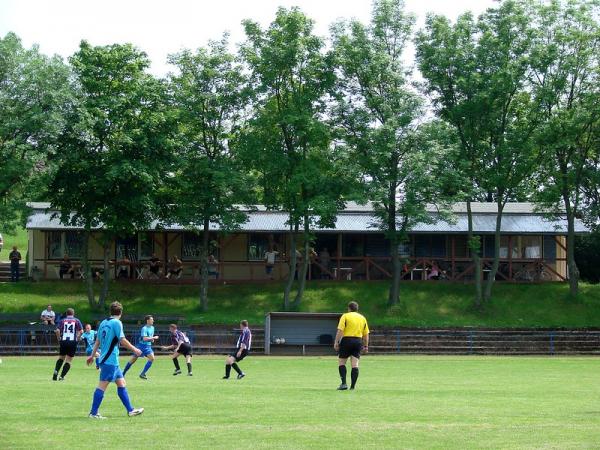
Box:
[90,388,104,415]
[117,386,133,413]
[141,360,153,375]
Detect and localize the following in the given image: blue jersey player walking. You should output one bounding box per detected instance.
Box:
[123,315,159,380]
[87,301,144,419]
[80,323,99,369]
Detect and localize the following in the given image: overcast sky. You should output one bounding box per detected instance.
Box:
[0,0,496,76]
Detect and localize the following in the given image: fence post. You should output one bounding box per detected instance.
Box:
[468,331,474,355]
[549,331,554,356]
[395,330,401,354]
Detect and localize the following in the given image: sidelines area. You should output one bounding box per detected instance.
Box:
[1,355,600,449]
[3,326,600,356]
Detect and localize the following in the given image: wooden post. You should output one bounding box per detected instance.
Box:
[163,232,168,267]
[508,235,513,281]
[451,236,455,281]
[337,233,342,280]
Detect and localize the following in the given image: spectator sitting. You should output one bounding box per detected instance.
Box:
[166,255,183,279]
[428,261,440,280]
[207,254,219,279]
[40,305,56,325]
[148,253,161,279]
[59,254,75,279]
[117,256,131,279]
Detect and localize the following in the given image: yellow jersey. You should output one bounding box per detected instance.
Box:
[337,312,369,338]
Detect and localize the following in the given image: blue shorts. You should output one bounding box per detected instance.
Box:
[99,363,124,382]
[134,344,154,357]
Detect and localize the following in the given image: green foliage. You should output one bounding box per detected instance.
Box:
[331,0,454,307]
[528,0,600,296]
[166,37,251,311]
[0,33,71,231]
[239,7,349,308]
[46,42,174,309]
[2,281,600,328]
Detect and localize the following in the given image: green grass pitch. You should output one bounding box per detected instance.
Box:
[2,355,600,449]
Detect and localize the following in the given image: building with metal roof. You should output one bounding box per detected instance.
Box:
[25,202,588,282]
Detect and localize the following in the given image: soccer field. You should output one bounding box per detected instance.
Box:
[1,356,600,449]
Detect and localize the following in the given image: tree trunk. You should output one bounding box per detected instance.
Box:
[483,201,504,302]
[566,212,580,298]
[388,236,402,307]
[199,219,210,312]
[292,214,310,309]
[82,229,97,309]
[283,221,298,310]
[467,200,483,309]
[98,237,111,311]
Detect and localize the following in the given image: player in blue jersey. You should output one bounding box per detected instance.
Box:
[122,315,159,380]
[52,308,83,381]
[80,323,99,369]
[87,301,144,419]
[223,320,251,379]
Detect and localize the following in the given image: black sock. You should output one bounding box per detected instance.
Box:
[225,364,232,378]
[339,365,347,385]
[54,359,64,373]
[173,358,180,371]
[231,363,242,375]
[60,362,71,378]
[350,367,359,389]
[187,362,192,373]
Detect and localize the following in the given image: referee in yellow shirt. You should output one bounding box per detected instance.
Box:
[334,301,369,390]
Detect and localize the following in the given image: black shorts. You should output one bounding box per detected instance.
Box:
[338,337,362,359]
[177,343,192,356]
[59,340,78,358]
[229,348,248,362]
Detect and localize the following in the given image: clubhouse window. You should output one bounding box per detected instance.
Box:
[48,231,84,259]
[247,233,286,261]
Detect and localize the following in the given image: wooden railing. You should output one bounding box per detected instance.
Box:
[34,255,567,283]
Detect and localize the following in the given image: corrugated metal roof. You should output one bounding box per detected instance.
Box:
[26,206,588,234]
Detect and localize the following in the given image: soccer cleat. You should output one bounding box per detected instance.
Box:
[58,377,65,381]
[222,376,229,379]
[88,413,106,419]
[173,369,182,376]
[139,374,147,380]
[337,384,348,391]
[237,372,245,379]
[187,372,193,376]
[52,372,58,381]
[128,408,144,417]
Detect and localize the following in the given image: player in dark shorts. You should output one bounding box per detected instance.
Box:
[334,301,369,390]
[162,324,193,376]
[223,320,251,379]
[52,308,83,381]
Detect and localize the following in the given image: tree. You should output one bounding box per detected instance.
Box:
[416,0,539,307]
[167,37,249,312]
[529,0,600,297]
[0,33,71,231]
[331,0,449,308]
[240,7,346,309]
[48,42,173,310]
